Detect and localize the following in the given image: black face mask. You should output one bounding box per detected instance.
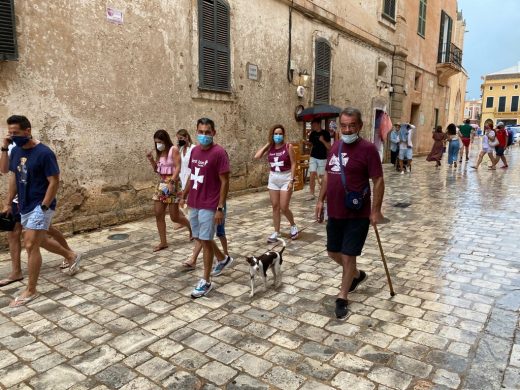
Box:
[178,140,186,147]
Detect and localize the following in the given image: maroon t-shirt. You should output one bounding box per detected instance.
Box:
[187,144,230,210]
[268,144,291,172]
[326,139,383,219]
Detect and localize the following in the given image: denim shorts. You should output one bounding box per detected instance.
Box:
[398,147,413,160]
[21,205,55,231]
[495,146,505,156]
[189,208,216,241]
[309,157,326,175]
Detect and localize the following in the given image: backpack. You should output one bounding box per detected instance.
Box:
[507,129,513,147]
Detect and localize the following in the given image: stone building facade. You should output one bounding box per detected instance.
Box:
[480,62,520,128]
[0,0,466,233]
[464,99,482,125]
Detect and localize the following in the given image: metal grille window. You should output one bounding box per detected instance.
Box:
[486,97,494,108]
[498,96,506,112]
[418,0,427,37]
[0,0,18,60]
[511,96,519,112]
[198,0,230,92]
[383,0,396,21]
[314,38,331,104]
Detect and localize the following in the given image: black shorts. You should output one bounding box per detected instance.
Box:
[495,146,505,156]
[12,202,21,223]
[326,217,370,256]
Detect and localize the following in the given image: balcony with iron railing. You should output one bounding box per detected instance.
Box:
[436,42,463,85]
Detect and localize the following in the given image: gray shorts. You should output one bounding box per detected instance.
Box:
[21,205,55,231]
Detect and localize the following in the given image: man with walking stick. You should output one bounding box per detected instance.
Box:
[315,107,385,319]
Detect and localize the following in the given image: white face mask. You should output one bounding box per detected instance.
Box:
[341,133,359,144]
[156,143,166,151]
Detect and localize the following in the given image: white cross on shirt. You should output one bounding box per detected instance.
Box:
[270,157,284,172]
[191,167,204,189]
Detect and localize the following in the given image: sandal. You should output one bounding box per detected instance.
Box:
[59,260,69,269]
[153,244,169,252]
[9,293,39,308]
[182,261,196,270]
[0,277,23,287]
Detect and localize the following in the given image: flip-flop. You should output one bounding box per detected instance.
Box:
[182,261,196,270]
[0,278,24,287]
[9,293,39,307]
[153,245,169,252]
[68,254,82,276]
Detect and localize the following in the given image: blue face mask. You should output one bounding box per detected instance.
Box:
[197,134,213,146]
[341,133,359,144]
[273,134,284,144]
[11,136,31,147]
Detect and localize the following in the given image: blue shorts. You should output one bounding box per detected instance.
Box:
[216,205,226,238]
[399,147,413,160]
[21,205,55,231]
[189,208,216,241]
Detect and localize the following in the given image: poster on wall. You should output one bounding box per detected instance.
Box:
[106,7,124,24]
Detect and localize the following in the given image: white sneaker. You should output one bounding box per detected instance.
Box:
[267,232,279,243]
[290,225,299,240]
[400,170,404,175]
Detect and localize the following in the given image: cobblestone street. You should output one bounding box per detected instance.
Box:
[1,146,519,390]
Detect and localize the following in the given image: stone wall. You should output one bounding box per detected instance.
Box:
[0,0,464,234]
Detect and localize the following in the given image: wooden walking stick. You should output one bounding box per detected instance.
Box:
[373,224,395,297]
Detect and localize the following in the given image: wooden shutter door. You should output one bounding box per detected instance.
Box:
[0,0,18,60]
[314,39,331,104]
[199,0,230,91]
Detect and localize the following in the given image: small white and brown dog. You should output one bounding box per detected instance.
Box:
[246,239,285,297]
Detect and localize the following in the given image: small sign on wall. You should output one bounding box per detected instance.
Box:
[106,7,124,24]
[247,63,259,81]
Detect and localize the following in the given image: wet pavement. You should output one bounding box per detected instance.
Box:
[0,143,519,390]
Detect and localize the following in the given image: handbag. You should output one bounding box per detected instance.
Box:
[338,141,369,211]
[0,212,16,231]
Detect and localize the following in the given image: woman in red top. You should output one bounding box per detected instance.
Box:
[254,125,299,243]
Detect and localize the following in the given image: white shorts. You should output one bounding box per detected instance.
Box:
[268,171,292,191]
[309,157,326,175]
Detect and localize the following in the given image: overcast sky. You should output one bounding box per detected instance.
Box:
[458,0,520,100]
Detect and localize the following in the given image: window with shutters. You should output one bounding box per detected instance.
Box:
[382,0,396,22]
[498,96,506,112]
[437,11,453,63]
[198,0,230,92]
[511,96,519,112]
[0,0,18,61]
[314,39,331,104]
[486,97,494,108]
[417,0,427,37]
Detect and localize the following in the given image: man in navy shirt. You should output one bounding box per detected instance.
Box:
[3,115,81,307]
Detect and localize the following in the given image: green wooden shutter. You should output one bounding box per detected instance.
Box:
[314,39,331,104]
[199,0,230,91]
[383,0,396,20]
[418,0,427,37]
[0,0,18,60]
